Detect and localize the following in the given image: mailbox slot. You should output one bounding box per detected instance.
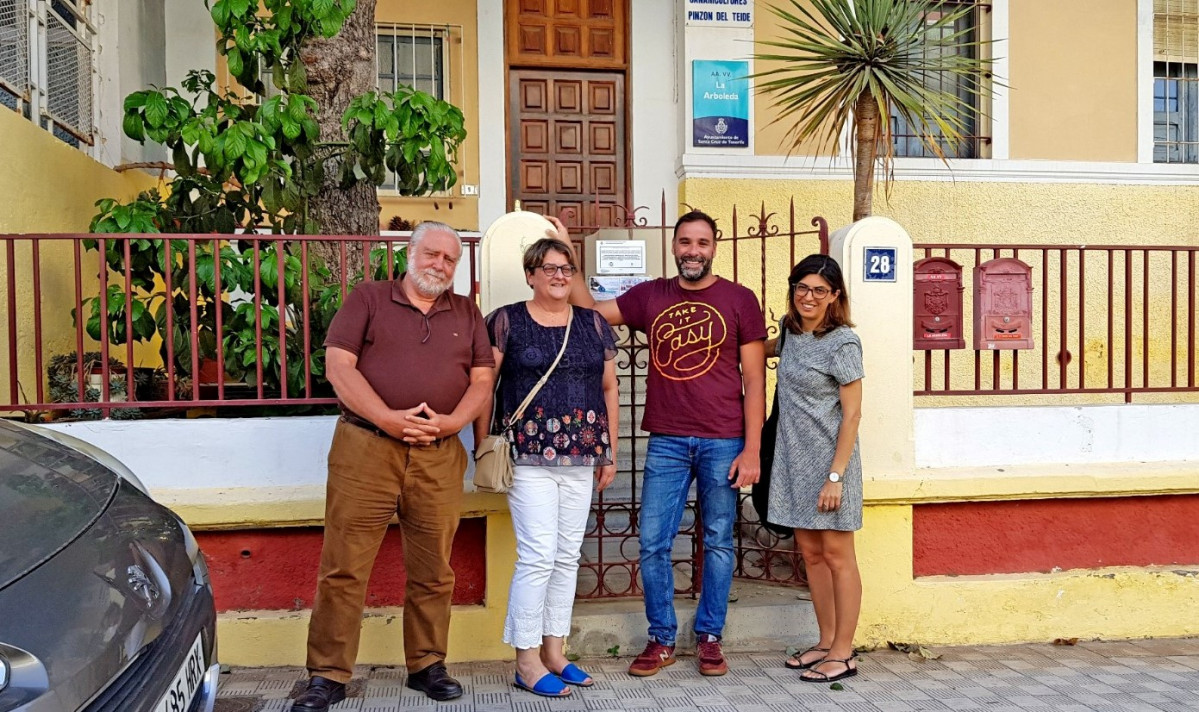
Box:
[913,257,965,350]
[973,257,1034,350]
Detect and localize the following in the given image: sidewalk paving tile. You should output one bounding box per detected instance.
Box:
[216,638,1199,711]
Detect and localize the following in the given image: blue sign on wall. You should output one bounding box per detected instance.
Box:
[863,247,898,282]
[692,60,748,148]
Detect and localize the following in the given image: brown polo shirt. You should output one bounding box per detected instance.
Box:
[323,276,494,417]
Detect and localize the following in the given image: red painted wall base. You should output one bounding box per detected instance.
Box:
[913,495,1199,577]
[197,517,487,612]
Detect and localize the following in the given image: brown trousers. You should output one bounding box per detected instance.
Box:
[306,420,466,681]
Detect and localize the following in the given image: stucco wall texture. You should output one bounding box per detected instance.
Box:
[197,519,487,612]
[683,177,1199,407]
[0,109,160,407]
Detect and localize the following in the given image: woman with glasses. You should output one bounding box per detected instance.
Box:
[475,238,619,698]
[767,254,865,683]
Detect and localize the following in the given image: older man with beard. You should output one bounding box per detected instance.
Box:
[292,222,495,711]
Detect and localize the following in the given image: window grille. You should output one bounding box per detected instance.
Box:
[890,0,990,159]
[1154,0,1199,163]
[0,0,28,113]
[376,24,456,194]
[0,0,93,147]
[377,25,446,100]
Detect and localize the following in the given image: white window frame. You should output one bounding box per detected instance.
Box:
[0,0,96,148]
[1145,0,1199,164]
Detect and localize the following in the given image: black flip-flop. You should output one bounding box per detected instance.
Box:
[785,646,830,670]
[799,656,858,683]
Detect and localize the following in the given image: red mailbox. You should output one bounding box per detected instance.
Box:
[913,257,965,350]
[973,258,1034,350]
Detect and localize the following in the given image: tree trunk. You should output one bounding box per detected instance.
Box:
[301,0,379,279]
[852,90,880,222]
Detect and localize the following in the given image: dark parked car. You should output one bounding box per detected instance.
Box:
[0,421,218,712]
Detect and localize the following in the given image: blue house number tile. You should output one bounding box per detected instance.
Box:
[864,247,897,282]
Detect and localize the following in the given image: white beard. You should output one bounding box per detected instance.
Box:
[409,268,452,297]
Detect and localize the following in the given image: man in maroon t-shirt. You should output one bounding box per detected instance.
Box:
[292,222,495,712]
[551,211,766,678]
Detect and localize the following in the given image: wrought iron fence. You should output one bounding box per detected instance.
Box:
[570,197,825,597]
[914,243,1199,402]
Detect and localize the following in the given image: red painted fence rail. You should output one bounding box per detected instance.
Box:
[0,233,481,416]
[913,243,1199,402]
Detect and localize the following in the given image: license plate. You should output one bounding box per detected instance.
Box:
[154,633,206,712]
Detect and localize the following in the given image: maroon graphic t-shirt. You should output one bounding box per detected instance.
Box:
[616,276,767,438]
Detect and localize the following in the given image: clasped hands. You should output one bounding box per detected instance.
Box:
[381,403,459,445]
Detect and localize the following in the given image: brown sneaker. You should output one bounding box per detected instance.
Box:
[696,633,728,676]
[627,640,676,677]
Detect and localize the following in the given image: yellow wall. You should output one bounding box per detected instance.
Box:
[753,0,839,158]
[0,109,160,408]
[752,1,1140,163]
[682,177,1199,407]
[857,464,1199,646]
[1008,0,1138,162]
[376,0,480,230]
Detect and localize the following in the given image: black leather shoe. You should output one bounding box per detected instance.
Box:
[291,675,347,712]
[406,661,464,701]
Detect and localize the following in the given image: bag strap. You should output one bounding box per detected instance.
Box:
[501,305,574,431]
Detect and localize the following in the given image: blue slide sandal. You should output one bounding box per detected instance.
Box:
[514,671,571,698]
[556,663,595,687]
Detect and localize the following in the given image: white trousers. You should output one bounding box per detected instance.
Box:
[503,465,593,650]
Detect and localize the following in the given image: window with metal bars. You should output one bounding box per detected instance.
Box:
[0,0,93,147]
[377,28,445,100]
[1154,0,1199,163]
[377,25,449,193]
[890,0,989,159]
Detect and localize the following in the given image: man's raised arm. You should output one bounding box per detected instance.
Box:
[544,215,625,326]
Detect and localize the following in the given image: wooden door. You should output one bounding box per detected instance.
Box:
[507,0,626,70]
[509,70,626,227]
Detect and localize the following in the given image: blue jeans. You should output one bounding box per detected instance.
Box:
[639,434,743,644]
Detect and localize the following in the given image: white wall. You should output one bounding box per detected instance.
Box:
[630,0,679,221]
[36,404,1199,493]
[915,403,1199,468]
[165,0,217,89]
[42,416,476,493]
[476,0,507,230]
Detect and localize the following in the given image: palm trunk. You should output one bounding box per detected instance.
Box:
[852,90,880,222]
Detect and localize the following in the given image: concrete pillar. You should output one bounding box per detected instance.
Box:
[829,217,915,477]
[479,211,554,315]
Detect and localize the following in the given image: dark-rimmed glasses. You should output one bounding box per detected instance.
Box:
[793,283,831,298]
[538,264,577,277]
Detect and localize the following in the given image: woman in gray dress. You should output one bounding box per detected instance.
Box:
[767,254,864,683]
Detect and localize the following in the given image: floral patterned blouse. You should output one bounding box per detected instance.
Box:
[485,303,618,467]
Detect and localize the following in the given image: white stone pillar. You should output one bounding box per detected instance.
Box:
[829,217,915,476]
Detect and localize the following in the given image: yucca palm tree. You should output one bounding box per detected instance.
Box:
[755,0,995,221]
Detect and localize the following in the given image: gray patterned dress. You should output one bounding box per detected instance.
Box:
[767,324,865,532]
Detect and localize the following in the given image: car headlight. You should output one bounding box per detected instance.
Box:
[179,520,211,588]
[0,652,8,693]
[14,423,149,494]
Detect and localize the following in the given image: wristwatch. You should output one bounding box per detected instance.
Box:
[827,472,842,483]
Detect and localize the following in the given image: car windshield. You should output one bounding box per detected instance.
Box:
[0,425,117,590]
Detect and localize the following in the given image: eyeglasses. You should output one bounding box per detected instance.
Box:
[792,283,832,298]
[538,264,577,277]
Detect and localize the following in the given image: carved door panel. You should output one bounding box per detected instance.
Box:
[509,70,626,227]
[507,0,626,70]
